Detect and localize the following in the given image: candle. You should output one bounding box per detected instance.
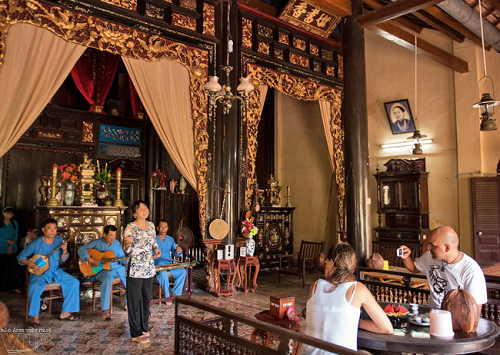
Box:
[46,163,60,206]
[429,309,454,337]
[113,168,124,206]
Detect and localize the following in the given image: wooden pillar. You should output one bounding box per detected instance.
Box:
[343,0,371,262]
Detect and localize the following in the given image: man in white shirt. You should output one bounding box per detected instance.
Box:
[400,226,487,312]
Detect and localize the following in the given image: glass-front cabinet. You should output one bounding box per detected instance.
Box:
[373,159,429,266]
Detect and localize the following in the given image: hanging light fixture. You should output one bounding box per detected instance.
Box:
[472,0,499,131]
[204,0,254,120]
[408,35,429,155]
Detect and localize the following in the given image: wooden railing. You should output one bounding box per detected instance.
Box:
[359,267,500,325]
[174,297,363,355]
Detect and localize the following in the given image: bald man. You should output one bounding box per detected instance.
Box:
[400,226,487,310]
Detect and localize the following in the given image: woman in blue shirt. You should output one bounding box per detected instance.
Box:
[0,206,20,292]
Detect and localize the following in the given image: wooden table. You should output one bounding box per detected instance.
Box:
[358,304,500,354]
[236,256,260,293]
[251,310,302,353]
[214,259,236,297]
[360,266,429,289]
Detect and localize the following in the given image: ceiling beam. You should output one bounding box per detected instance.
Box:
[368,21,469,73]
[309,0,352,17]
[414,10,465,42]
[357,0,444,27]
[363,0,424,34]
[423,6,490,49]
[487,0,500,12]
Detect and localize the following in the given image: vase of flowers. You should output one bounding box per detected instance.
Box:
[94,161,114,206]
[241,219,258,257]
[58,164,79,206]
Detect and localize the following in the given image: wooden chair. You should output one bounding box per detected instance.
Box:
[25,271,63,320]
[92,277,125,313]
[151,265,193,304]
[278,240,324,287]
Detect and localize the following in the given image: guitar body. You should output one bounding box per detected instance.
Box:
[28,254,50,275]
[79,249,126,276]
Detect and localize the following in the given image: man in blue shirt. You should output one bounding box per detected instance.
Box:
[78,225,126,320]
[154,220,186,298]
[18,218,80,327]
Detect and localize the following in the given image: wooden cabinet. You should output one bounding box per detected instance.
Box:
[374,159,429,266]
[36,206,127,274]
[254,206,295,269]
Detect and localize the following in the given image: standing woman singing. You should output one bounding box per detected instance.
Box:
[123,200,161,344]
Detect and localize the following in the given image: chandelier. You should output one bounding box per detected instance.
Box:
[472,0,499,131]
[204,0,254,120]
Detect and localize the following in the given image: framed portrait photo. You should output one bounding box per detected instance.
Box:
[384,99,416,135]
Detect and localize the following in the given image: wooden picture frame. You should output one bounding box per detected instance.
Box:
[384,99,416,135]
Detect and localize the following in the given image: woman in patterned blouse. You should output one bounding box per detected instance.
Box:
[123,200,161,344]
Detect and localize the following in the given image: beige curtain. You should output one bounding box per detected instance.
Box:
[319,100,335,171]
[256,84,269,116]
[122,57,196,189]
[0,24,86,157]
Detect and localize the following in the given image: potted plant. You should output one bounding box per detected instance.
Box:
[94,161,114,205]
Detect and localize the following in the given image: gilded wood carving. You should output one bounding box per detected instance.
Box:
[0,0,210,236]
[244,63,345,230]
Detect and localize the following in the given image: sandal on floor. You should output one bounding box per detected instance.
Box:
[27,322,39,329]
[131,336,150,344]
[142,331,150,337]
[102,310,111,321]
[60,314,79,321]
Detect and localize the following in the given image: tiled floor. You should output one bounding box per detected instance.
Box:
[0,270,312,354]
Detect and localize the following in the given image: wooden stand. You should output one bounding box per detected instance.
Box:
[236,256,260,293]
[251,310,302,353]
[214,259,236,297]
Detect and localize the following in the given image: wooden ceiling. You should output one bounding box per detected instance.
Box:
[241,0,500,73]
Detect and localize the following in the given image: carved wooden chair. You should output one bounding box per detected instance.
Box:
[91,277,125,313]
[25,270,63,320]
[278,240,324,287]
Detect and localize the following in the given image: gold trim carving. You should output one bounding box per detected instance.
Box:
[82,121,94,143]
[0,0,209,237]
[322,49,333,61]
[37,131,62,139]
[338,55,343,80]
[293,37,306,51]
[242,18,253,49]
[258,42,270,55]
[310,44,319,56]
[179,0,196,11]
[245,63,345,230]
[145,4,164,20]
[326,65,335,76]
[172,13,197,32]
[290,53,309,68]
[100,0,137,12]
[257,24,272,38]
[278,32,289,45]
[202,4,215,36]
[274,48,284,60]
[313,61,321,72]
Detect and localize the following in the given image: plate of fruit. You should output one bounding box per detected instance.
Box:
[383,304,410,328]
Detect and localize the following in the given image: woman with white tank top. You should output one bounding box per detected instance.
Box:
[302,243,393,355]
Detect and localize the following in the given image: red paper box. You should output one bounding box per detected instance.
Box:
[270,296,295,319]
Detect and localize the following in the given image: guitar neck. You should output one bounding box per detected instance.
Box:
[102,257,127,263]
[46,235,77,258]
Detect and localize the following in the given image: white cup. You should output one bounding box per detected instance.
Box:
[429,310,454,338]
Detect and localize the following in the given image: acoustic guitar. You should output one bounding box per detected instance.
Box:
[28,235,76,275]
[79,249,128,276]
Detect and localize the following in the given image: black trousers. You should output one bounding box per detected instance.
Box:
[126,276,153,338]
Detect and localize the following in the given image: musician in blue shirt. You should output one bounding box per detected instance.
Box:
[154,220,186,297]
[18,218,80,328]
[78,225,127,320]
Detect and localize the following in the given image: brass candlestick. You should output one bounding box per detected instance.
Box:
[113,168,125,206]
[285,186,292,207]
[46,163,59,206]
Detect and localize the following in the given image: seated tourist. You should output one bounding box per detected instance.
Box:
[78,225,127,320]
[302,242,393,355]
[17,218,80,328]
[400,225,487,311]
[154,220,186,298]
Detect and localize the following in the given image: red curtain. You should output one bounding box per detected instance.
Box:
[70,54,95,110]
[97,53,120,109]
[128,75,140,118]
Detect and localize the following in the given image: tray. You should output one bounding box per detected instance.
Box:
[409,319,430,326]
